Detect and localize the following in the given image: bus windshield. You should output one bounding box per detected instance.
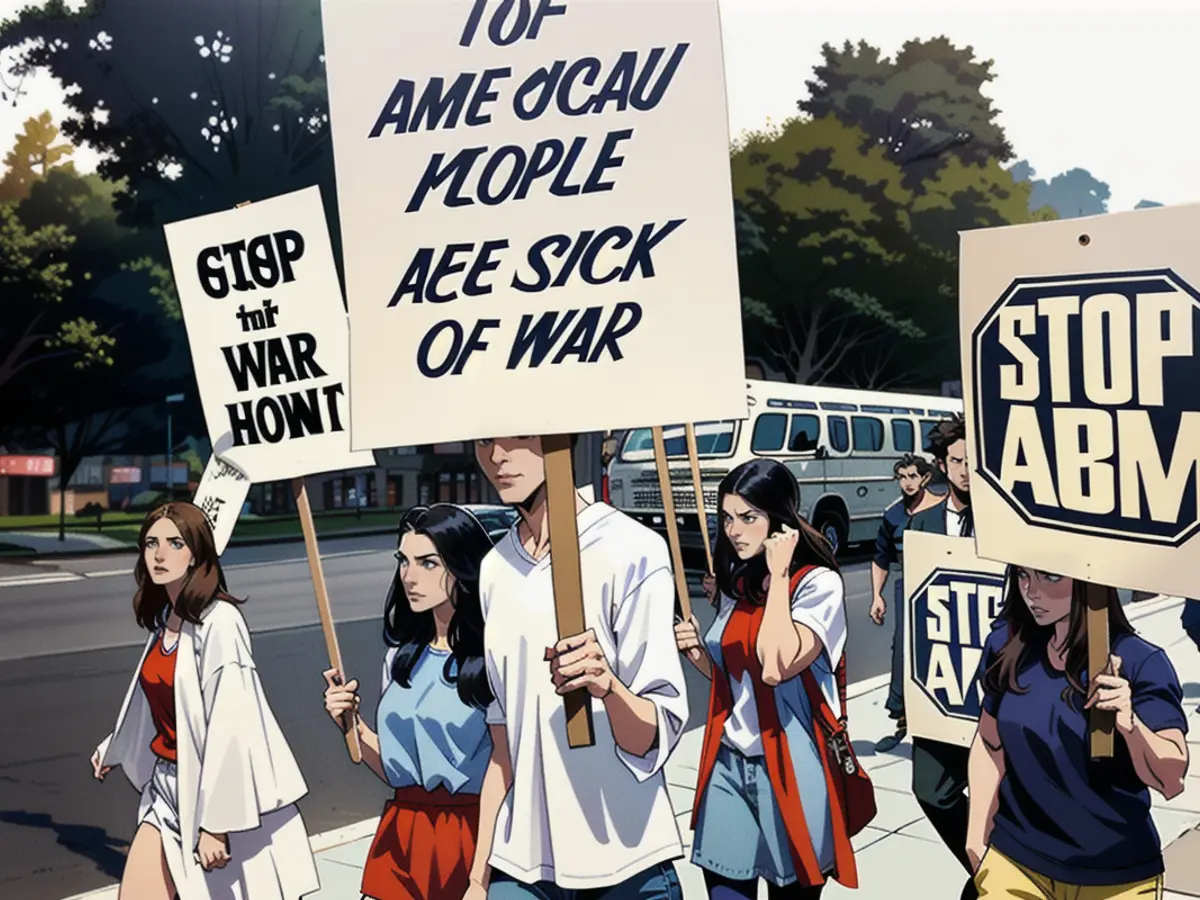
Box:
[619,421,737,461]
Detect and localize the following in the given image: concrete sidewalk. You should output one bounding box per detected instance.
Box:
[66,595,1200,899]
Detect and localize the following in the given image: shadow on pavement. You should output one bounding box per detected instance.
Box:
[0,809,128,880]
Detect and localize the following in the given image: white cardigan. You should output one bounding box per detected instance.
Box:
[96,600,319,899]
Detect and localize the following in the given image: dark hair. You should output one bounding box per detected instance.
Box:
[893,453,932,477]
[133,502,242,630]
[712,458,839,606]
[981,566,1134,708]
[383,504,495,710]
[926,414,966,461]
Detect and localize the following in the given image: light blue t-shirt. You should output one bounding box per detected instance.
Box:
[376,645,491,795]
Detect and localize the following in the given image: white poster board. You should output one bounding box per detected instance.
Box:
[961,204,1200,597]
[322,0,747,448]
[192,454,252,556]
[903,530,1008,747]
[163,186,375,481]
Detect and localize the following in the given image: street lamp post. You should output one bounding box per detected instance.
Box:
[166,393,184,499]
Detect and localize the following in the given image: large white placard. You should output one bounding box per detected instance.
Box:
[192,454,252,556]
[322,0,747,449]
[903,531,1008,747]
[961,204,1200,597]
[164,186,375,481]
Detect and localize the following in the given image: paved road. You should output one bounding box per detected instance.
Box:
[0,537,892,900]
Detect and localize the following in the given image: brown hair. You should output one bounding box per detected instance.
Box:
[133,502,242,630]
[981,566,1134,708]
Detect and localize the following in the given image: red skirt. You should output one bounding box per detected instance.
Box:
[361,785,480,900]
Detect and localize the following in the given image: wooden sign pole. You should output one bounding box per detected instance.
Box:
[683,423,714,575]
[1086,580,1114,759]
[652,427,692,622]
[542,433,595,748]
[230,201,360,763]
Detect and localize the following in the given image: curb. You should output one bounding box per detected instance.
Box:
[0,526,398,560]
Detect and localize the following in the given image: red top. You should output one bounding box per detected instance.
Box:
[692,565,858,889]
[139,632,179,762]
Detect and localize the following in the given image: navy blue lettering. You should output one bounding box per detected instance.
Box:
[512,233,572,293]
[406,146,486,212]
[390,248,434,306]
[429,243,476,302]
[478,146,525,205]
[453,318,502,374]
[512,221,683,294]
[510,45,689,119]
[408,133,629,210]
[527,0,567,38]
[506,309,580,368]
[588,301,642,361]
[489,0,531,45]
[464,240,509,296]
[506,303,643,368]
[368,73,481,137]
[579,226,629,285]
[458,0,488,47]
[622,218,685,279]
[466,68,512,126]
[418,320,465,378]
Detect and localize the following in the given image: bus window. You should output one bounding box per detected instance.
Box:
[828,416,849,453]
[619,422,738,461]
[919,419,938,452]
[892,419,915,452]
[787,415,821,452]
[751,413,787,453]
[851,416,884,452]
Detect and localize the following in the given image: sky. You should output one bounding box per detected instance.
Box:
[1,0,1197,212]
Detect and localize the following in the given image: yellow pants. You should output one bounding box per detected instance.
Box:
[975,847,1163,900]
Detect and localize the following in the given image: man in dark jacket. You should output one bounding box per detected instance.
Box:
[906,414,977,900]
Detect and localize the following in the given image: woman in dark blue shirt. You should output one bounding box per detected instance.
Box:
[967,565,1189,897]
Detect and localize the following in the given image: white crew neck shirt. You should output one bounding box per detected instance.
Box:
[945,500,967,537]
[480,501,688,889]
[718,567,847,756]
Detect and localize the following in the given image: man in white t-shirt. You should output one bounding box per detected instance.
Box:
[466,435,688,900]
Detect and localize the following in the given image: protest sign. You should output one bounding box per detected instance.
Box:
[903,531,1008,747]
[192,453,252,555]
[321,0,746,449]
[962,204,1200,599]
[163,186,375,482]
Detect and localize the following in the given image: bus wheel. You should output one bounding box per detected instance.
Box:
[813,509,848,554]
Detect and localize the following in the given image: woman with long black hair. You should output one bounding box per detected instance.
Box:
[967,567,1189,898]
[322,504,495,900]
[674,459,864,900]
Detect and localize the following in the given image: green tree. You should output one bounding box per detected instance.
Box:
[1011,160,1111,218]
[802,37,1012,190]
[1,0,334,240]
[731,115,930,385]
[0,110,75,202]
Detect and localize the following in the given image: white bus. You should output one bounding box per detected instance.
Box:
[607,381,964,555]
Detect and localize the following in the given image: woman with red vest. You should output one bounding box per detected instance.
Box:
[675,458,858,900]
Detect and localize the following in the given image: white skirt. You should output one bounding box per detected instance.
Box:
[136,758,320,899]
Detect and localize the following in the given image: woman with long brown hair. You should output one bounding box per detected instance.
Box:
[90,501,318,899]
[967,566,1189,898]
[673,458,870,900]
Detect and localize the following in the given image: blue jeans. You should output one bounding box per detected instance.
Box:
[884,575,905,720]
[487,862,682,900]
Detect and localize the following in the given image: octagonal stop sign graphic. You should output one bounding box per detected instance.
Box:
[971,269,1200,545]
[910,568,1006,721]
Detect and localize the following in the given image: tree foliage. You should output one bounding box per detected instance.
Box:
[0,110,75,201]
[0,0,334,237]
[801,37,1012,190]
[1011,160,1111,219]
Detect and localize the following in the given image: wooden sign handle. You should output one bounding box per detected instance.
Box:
[684,423,713,575]
[293,477,363,764]
[652,427,692,623]
[1086,579,1114,759]
[542,434,595,749]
